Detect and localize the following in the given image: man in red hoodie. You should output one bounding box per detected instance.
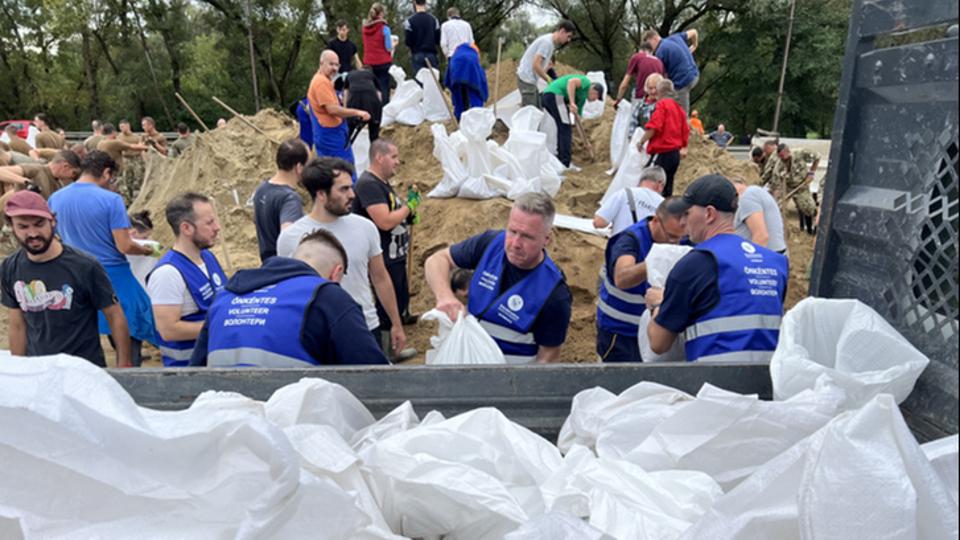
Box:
[362,3,395,106]
[637,79,689,197]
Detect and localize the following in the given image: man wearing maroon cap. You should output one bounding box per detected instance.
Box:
[1,191,133,367]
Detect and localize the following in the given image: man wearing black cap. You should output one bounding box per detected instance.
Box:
[644,174,788,363]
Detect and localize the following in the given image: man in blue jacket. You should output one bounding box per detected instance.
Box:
[643,28,700,113]
[424,192,572,364]
[645,175,788,363]
[190,229,387,367]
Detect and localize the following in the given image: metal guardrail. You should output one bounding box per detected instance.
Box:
[110,363,772,440]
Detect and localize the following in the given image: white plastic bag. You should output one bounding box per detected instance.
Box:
[557,382,693,454]
[580,71,607,121]
[382,80,423,127]
[495,90,523,129]
[504,511,613,539]
[416,67,450,122]
[682,394,959,540]
[421,309,506,365]
[360,407,563,540]
[637,244,693,363]
[352,126,370,175]
[922,434,959,505]
[128,239,160,288]
[542,445,723,540]
[264,378,376,440]
[0,354,378,539]
[619,383,846,490]
[770,297,930,408]
[600,128,649,207]
[428,123,468,198]
[388,64,406,86]
[608,104,634,172]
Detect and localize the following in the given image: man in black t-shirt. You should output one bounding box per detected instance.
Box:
[253,139,308,262]
[327,19,361,90]
[352,138,415,328]
[1,191,132,367]
[344,67,383,142]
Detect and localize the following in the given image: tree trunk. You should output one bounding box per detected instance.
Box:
[81,29,102,119]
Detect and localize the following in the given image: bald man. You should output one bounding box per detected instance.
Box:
[191,228,388,367]
[306,49,370,169]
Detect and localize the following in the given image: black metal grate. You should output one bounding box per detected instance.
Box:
[907,135,959,348]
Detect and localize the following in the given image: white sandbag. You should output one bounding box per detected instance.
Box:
[637,244,693,363]
[353,127,371,175]
[128,239,160,288]
[557,382,693,454]
[495,90,523,129]
[349,401,422,455]
[361,407,563,540]
[552,214,608,237]
[388,64,406,86]
[460,107,496,178]
[608,103,634,171]
[282,424,405,540]
[922,434,959,505]
[542,445,722,540]
[600,128,649,207]
[504,511,613,539]
[264,378,375,441]
[511,106,546,132]
[415,67,451,122]
[681,394,959,540]
[0,354,377,539]
[581,72,607,120]
[619,383,846,490]
[428,123,468,198]
[421,309,506,365]
[770,297,930,408]
[395,104,425,126]
[382,80,423,126]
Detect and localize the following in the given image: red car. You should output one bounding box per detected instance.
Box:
[0,120,36,139]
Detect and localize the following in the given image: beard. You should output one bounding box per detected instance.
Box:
[17,232,54,255]
[324,199,352,217]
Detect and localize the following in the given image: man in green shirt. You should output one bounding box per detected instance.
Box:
[541,74,602,167]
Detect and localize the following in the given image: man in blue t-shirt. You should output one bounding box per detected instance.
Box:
[643,28,700,113]
[425,192,572,364]
[191,229,387,367]
[48,151,158,365]
[645,174,788,363]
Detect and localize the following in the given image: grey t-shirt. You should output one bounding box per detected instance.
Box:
[253,180,304,262]
[276,214,383,330]
[1,245,117,366]
[517,34,555,84]
[735,186,787,253]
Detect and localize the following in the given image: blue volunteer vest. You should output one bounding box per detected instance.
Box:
[148,249,227,367]
[684,234,788,363]
[467,232,563,364]
[597,218,654,337]
[206,275,329,368]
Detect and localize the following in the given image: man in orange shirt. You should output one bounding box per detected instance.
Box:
[308,50,371,172]
[689,110,705,136]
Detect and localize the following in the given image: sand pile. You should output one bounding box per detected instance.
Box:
[132,110,299,271]
[127,82,809,363]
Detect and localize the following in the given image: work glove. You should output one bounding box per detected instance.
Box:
[406,188,422,225]
[150,243,164,257]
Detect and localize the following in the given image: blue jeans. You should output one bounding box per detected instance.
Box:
[411,52,439,76]
[597,326,642,362]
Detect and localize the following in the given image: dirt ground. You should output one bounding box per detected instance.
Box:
[0,81,817,366]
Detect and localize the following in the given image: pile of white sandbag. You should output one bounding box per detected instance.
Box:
[429,106,565,200]
[0,299,955,540]
[381,67,450,127]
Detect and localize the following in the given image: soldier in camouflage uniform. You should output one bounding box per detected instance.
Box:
[117,120,145,204]
[766,143,820,235]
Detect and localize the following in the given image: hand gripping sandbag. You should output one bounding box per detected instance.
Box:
[770,297,930,408]
[637,244,693,363]
[421,309,506,365]
[681,395,959,540]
